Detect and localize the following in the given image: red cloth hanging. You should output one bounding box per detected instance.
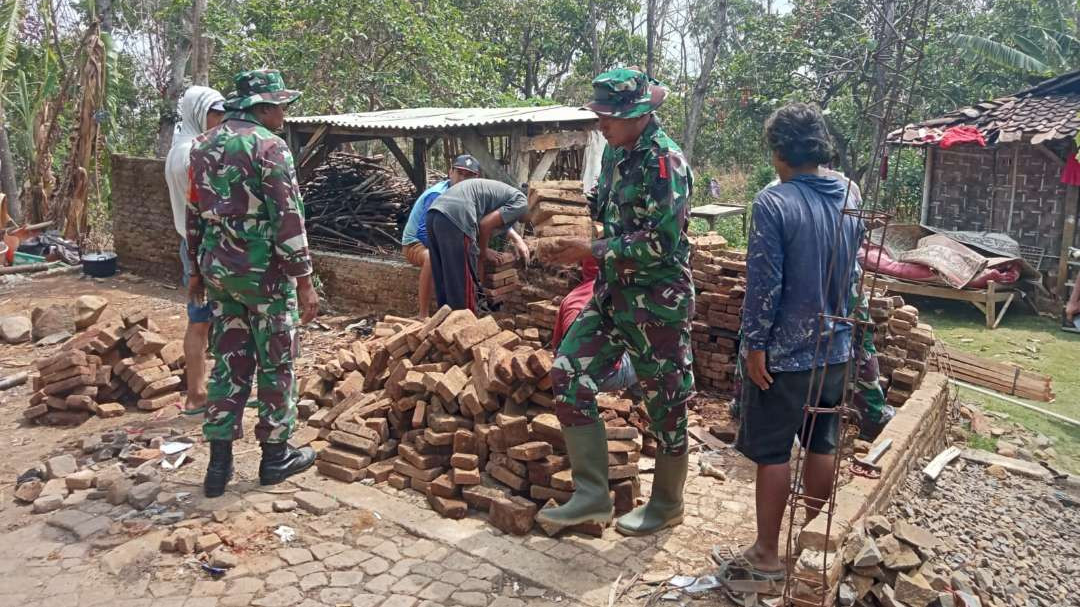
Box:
[1061,152,1080,186]
[938,126,987,149]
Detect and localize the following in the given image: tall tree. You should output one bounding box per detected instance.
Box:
[589,0,601,75]
[646,0,657,75]
[0,0,23,220]
[682,0,727,165]
[190,0,208,85]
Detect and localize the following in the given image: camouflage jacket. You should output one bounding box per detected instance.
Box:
[186,110,312,301]
[587,117,695,322]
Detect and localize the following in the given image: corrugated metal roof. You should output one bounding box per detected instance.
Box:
[287,105,597,133]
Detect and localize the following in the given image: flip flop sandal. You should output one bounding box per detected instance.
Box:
[712,542,797,570]
[715,547,786,601]
[851,461,882,479]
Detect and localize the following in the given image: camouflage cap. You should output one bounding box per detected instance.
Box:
[224,69,302,111]
[584,68,667,119]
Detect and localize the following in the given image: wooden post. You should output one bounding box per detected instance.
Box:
[1005,144,1020,233]
[528,150,559,182]
[920,147,934,225]
[508,126,530,188]
[412,137,428,191]
[460,130,516,186]
[1056,184,1080,299]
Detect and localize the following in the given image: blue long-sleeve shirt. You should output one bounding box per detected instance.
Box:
[402,180,450,247]
[741,173,863,373]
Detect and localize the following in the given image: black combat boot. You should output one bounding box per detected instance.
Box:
[204,440,234,498]
[259,442,316,485]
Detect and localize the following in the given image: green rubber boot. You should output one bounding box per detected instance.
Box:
[616,451,688,536]
[535,423,613,532]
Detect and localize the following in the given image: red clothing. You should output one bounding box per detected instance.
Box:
[552,257,600,350]
[1062,152,1080,186]
[939,126,986,149]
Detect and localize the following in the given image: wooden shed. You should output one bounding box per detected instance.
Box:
[888,70,1080,300]
[284,105,600,191]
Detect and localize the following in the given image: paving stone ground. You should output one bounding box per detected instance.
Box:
[0,276,756,607]
[2,441,755,607]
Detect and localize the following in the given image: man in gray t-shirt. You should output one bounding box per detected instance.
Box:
[425,178,529,311]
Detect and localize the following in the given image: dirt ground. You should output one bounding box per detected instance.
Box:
[0,271,770,607]
[0,271,371,531]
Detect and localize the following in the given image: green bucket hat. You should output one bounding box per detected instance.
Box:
[224,69,301,111]
[584,68,668,119]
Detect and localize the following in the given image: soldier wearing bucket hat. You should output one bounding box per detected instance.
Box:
[538,68,695,537]
[186,69,317,497]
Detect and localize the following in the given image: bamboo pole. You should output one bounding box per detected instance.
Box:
[952,379,1080,428]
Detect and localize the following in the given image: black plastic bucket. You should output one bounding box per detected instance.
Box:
[82,252,118,277]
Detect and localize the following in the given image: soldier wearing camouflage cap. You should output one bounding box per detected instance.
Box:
[186,69,318,497]
[536,68,695,537]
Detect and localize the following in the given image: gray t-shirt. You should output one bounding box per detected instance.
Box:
[428,178,528,241]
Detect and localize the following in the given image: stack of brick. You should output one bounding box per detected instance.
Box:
[527,181,593,264]
[483,260,522,307]
[869,297,933,407]
[298,305,644,536]
[512,300,560,347]
[690,235,746,393]
[24,311,186,425]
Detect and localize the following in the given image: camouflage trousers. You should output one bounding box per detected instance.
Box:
[552,297,695,456]
[203,282,300,443]
[851,290,887,423]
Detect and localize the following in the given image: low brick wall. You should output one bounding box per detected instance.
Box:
[111,154,423,316]
[312,251,420,317]
[111,154,184,283]
[792,372,951,604]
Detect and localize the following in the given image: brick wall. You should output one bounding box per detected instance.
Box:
[792,372,950,603]
[111,154,184,282]
[312,251,420,316]
[926,142,1069,283]
[111,154,422,315]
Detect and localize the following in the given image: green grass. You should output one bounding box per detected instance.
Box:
[689,215,749,249]
[966,432,999,454]
[914,297,1080,473]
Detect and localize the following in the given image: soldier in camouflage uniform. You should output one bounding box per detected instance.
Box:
[536,68,695,536]
[187,70,319,497]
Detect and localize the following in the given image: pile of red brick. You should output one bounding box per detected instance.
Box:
[529,181,592,264]
[24,311,186,425]
[295,306,646,536]
[869,297,933,406]
[483,259,523,308]
[690,235,746,393]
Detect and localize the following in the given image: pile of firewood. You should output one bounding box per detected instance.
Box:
[24,311,186,425]
[301,153,416,253]
[691,235,745,393]
[296,306,649,536]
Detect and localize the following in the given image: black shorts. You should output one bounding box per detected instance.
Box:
[735,363,846,465]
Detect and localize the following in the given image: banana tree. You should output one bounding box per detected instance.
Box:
[950,2,1080,77]
[0,0,23,220]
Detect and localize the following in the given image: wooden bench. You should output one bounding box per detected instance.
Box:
[874,276,1022,329]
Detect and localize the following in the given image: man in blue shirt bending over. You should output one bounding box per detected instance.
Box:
[717,103,862,588]
[401,155,480,317]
